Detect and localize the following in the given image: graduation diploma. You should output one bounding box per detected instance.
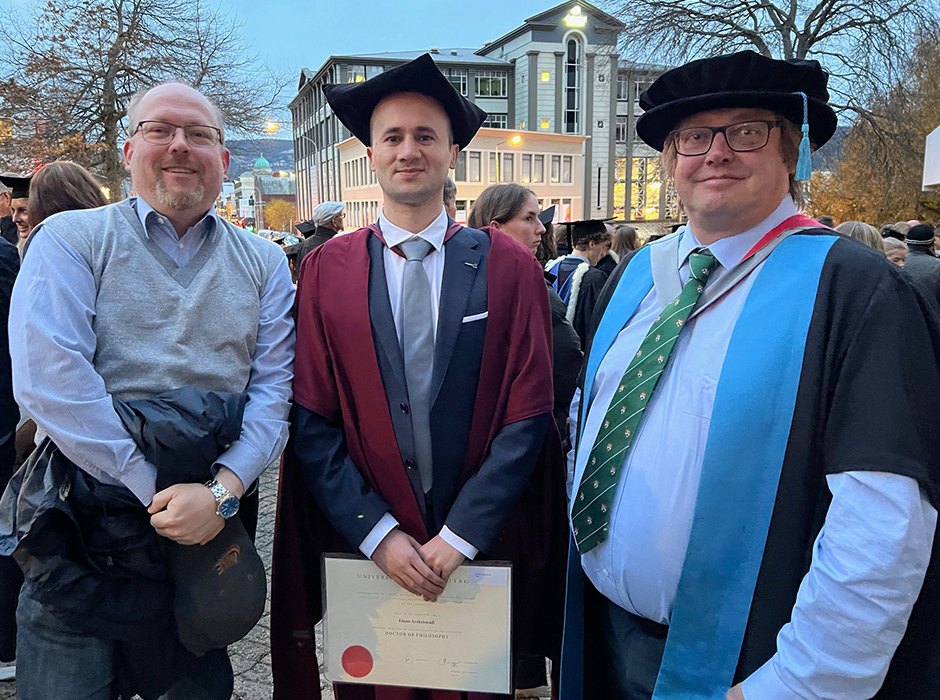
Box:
[322,555,512,693]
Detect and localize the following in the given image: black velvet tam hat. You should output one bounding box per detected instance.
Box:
[0,174,31,199]
[323,53,487,150]
[636,50,838,152]
[538,205,556,227]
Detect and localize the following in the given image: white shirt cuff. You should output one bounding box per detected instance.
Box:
[741,657,810,700]
[439,526,479,559]
[359,512,399,558]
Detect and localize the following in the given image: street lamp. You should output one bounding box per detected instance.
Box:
[494,134,522,183]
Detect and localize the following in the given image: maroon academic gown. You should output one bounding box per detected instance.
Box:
[271,223,568,700]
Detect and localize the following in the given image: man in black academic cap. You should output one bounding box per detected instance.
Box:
[902,223,940,307]
[272,53,566,700]
[0,175,32,246]
[562,50,940,700]
[545,219,611,345]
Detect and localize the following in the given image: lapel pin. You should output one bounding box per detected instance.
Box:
[464,261,478,269]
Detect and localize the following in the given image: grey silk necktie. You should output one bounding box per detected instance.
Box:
[398,237,435,493]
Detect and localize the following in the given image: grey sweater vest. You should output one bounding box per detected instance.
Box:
[48,200,285,401]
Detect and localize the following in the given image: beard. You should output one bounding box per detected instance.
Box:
[154,172,206,211]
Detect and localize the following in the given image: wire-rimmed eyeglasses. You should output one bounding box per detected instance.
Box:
[133,120,223,148]
[670,120,782,156]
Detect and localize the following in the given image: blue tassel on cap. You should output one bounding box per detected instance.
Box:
[795,91,812,181]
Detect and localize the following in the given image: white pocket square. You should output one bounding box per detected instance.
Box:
[462,311,489,323]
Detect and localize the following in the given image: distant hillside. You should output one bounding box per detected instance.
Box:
[226,138,294,177]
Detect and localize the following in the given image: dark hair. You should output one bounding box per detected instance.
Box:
[612,224,638,256]
[536,221,557,264]
[28,161,109,225]
[468,184,537,230]
[816,215,835,228]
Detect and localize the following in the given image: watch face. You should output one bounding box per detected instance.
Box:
[218,495,240,519]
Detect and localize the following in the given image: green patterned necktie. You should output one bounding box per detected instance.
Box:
[572,248,718,554]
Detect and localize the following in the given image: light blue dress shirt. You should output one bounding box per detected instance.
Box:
[568,196,937,699]
[9,198,295,504]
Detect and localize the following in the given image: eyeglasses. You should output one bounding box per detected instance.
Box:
[133,120,223,148]
[670,120,782,156]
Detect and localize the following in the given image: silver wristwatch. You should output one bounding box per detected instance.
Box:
[205,479,240,519]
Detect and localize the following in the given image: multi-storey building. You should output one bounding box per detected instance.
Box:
[289,1,678,227]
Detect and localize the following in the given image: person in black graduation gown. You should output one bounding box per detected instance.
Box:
[545,220,611,346]
[0,175,31,249]
[562,50,940,700]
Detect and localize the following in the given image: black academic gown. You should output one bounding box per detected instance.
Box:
[0,218,16,247]
[549,256,608,347]
[546,281,581,444]
[296,225,335,268]
[571,230,940,699]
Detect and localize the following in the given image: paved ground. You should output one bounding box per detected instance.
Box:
[0,465,552,699]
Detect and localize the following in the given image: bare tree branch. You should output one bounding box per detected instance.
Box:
[0,0,289,200]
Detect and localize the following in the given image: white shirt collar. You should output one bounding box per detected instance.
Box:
[378,207,449,251]
[678,195,799,271]
[134,196,217,234]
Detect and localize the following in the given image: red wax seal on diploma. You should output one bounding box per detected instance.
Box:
[342,645,374,678]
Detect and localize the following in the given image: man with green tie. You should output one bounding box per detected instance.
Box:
[563,51,940,700]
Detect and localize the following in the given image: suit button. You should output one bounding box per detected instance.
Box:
[404,459,417,470]
[400,403,410,414]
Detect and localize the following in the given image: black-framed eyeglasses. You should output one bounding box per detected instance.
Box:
[133,120,223,148]
[670,120,782,156]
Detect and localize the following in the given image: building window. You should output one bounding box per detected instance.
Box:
[613,158,627,219]
[347,65,366,83]
[366,65,383,80]
[564,37,582,134]
[482,113,508,129]
[475,70,508,97]
[457,151,482,182]
[562,156,573,184]
[448,68,468,96]
[489,152,514,183]
[616,116,628,143]
[468,151,481,182]
[551,155,561,183]
[617,73,629,101]
[634,77,654,102]
[532,155,544,183]
[521,154,532,183]
[631,156,663,221]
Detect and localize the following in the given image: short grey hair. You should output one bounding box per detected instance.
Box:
[126,82,226,143]
[835,221,884,252]
[443,177,457,203]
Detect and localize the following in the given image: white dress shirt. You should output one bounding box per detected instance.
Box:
[359,208,478,561]
[568,196,937,699]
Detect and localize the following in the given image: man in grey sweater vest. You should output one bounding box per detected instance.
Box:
[8,83,295,698]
